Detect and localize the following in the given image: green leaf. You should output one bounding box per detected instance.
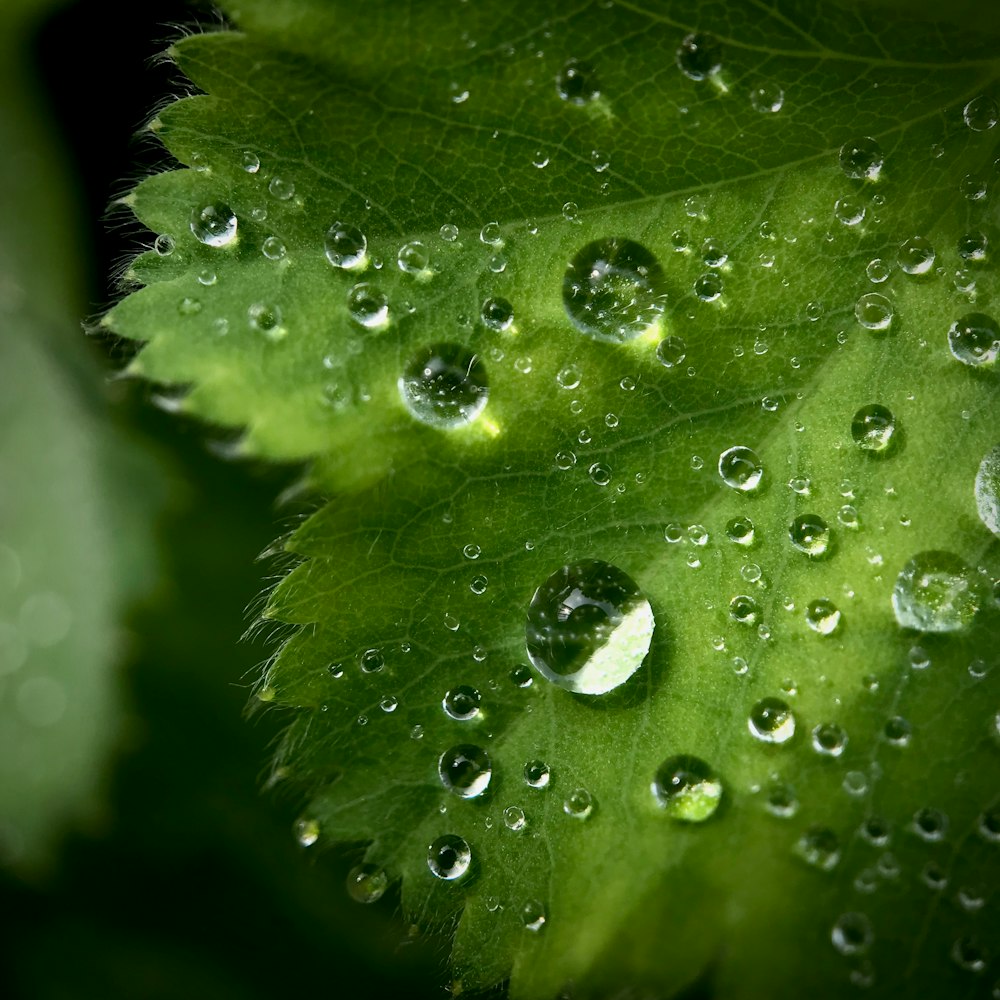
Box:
[0,13,162,872]
[108,1,1000,995]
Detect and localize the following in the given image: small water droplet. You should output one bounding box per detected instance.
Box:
[652,755,722,821]
[749,697,796,744]
[481,296,514,331]
[443,685,481,721]
[851,404,897,455]
[694,271,723,301]
[730,594,760,626]
[325,221,367,269]
[805,598,841,635]
[360,648,385,673]
[855,292,893,331]
[525,559,654,695]
[294,818,319,847]
[882,715,911,746]
[439,745,492,798]
[949,312,999,366]
[563,787,594,819]
[241,150,260,173]
[789,514,830,558]
[676,33,721,81]
[750,83,783,113]
[190,203,237,247]
[726,517,755,545]
[268,176,295,200]
[832,912,873,955]
[964,95,998,132]
[913,806,948,842]
[839,137,883,181]
[503,805,526,831]
[524,760,550,788]
[718,445,764,492]
[556,58,600,105]
[975,446,1000,536]
[346,863,388,903]
[897,236,935,275]
[522,899,547,931]
[248,302,282,336]
[795,826,841,869]
[812,722,848,757]
[427,834,471,880]
[834,196,865,226]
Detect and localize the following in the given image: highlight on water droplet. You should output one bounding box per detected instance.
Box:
[324,221,368,269]
[718,445,763,492]
[524,559,654,695]
[563,237,665,343]
[427,833,471,880]
[748,697,796,744]
[346,863,389,904]
[652,754,723,821]
[190,203,237,247]
[811,722,848,757]
[439,744,492,798]
[891,550,982,632]
[897,236,935,275]
[726,516,755,545]
[399,343,489,427]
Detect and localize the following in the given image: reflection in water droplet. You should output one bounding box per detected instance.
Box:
[851,404,897,455]
[892,550,982,632]
[346,863,388,903]
[839,137,883,180]
[563,238,665,343]
[556,59,600,105]
[749,698,795,744]
[975,446,1000,536]
[427,834,471,880]
[652,755,723,821]
[718,446,763,492]
[324,221,368,269]
[190,203,237,246]
[525,559,654,695]
[439,745,492,798]
[949,312,999,366]
[400,344,489,427]
[676,33,721,81]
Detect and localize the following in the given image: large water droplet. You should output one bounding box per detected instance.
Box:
[676,33,721,81]
[525,559,654,695]
[855,292,893,331]
[324,221,367,269]
[832,913,873,955]
[481,296,514,331]
[439,744,492,798]
[190,203,237,247]
[795,826,841,869]
[563,238,665,343]
[443,686,481,721]
[789,514,830,558]
[839,137,883,180]
[522,899,547,931]
[556,59,600,105]
[897,236,935,275]
[975,446,1000,536]
[748,698,795,744]
[427,834,471,880]
[812,722,848,757]
[524,759,551,788]
[718,445,763,492]
[399,344,489,427]
[347,283,389,328]
[805,598,841,635]
[851,403,897,455]
[948,312,999,366]
[563,787,594,819]
[346,863,388,903]
[964,95,998,131]
[652,754,722,821]
[892,551,982,632]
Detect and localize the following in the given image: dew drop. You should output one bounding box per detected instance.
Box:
[726,517,755,545]
[718,445,763,492]
[855,292,893,331]
[964,95,998,132]
[952,937,988,973]
[324,221,368,269]
[789,514,830,558]
[652,755,722,821]
[481,296,514,331]
[563,238,665,342]
[346,863,388,903]
[525,559,654,695]
[975,446,1000,536]
[694,271,723,301]
[588,462,612,486]
[524,760,550,789]
[262,236,286,260]
[891,551,982,632]
[750,83,783,113]
[832,913,873,955]
[470,575,489,595]
[397,241,430,274]
[556,59,600,105]
[730,594,760,626]
[241,150,260,173]
[509,664,533,688]
[882,715,912,746]
[655,335,687,368]
[795,826,841,870]
[897,236,935,275]
[812,723,848,757]
[347,283,389,329]
[360,648,385,673]
[439,745,492,798]
[765,781,798,817]
[676,33,721,81]
[522,899,547,931]
[427,834,471,880]
[294,818,319,847]
[913,806,948,842]
[805,598,841,635]
[443,686,481,721]
[749,697,796,744]
[834,197,865,226]
[839,137,883,181]
[563,787,594,820]
[851,404,897,455]
[949,312,999,366]
[503,805,526,831]
[190,203,237,247]
[399,344,489,427]
[248,302,282,336]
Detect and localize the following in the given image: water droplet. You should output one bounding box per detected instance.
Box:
[197,268,216,286]
[397,240,430,275]
[855,292,893,331]
[765,781,797,817]
[525,559,654,695]
[975,446,1000,536]
[882,715,911,746]
[834,197,865,226]
[851,403,897,455]
[481,296,514,331]
[655,335,687,368]
[556,365,581,389]
[190,203,237,246]
[832,913,873,955]
[241,150,260,173]
[262,235,286,260]
[897,236,935,275]
[178,297,201,316]
[360,648,385,673]
[913,806,948,842]
[805,598,841,635]
[509,664,533,687]
[346,863,388,903]
[892,551,982,632]
[960,173,988,200]
[839,137,883,181]
[789,514,830,558]
[795,826,841,869]
[812,723,848,757]
[949,312,999,366]
[730,594,760,626]
[503,806,526,831]
[556,58,600,105]
[294,818,319,847]
[439,745,492,798]
[652,755,722,821]
[470,575,489,595]
[861,816,890,845]
[749,697,795,744]
[268,176,295,200]
[726,517,755,545]
[750,83,783,113]
[694,271,723,301]
[443,686,481,721]
[324,221,368,269]
[978,808,1000,842]
[380,694,398,713]
[676,33,721,81]
[522,899,547,931]
[718,445,763,492]
[427,834,471,880]
[964,95,998,131]
[866,258,890,283]
[562,201,580,223]
[153,233,175,256]
[922,862,948,890]
[439,223,459,242]
[952,937,988,973]
[563,787,594,819]
[588,462,612,486]
[555,450,577,470]
[248,302,282,336]
[524,760,550,788]
[399,344,489,427]
[346,283,389,329]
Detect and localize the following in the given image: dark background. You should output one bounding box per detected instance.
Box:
[0,3,453,997]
